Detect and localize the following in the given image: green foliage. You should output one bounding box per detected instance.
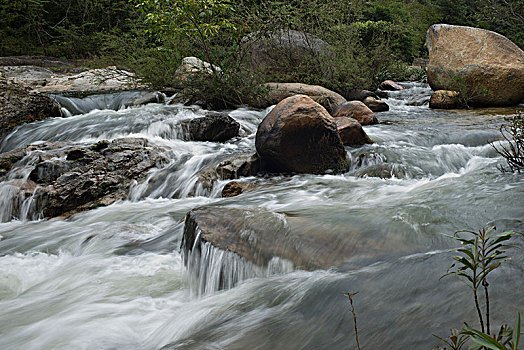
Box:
[462,314,521,350]
[436,227,523,350]
[434,328,468,350]
[491,112,524,173]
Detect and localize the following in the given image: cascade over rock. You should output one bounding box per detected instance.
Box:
[0,138,168,220]
[181,206,354,272]
[255,94,348,174]
[426,24,524,106]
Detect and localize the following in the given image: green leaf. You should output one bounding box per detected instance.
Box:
[512,313,520,349]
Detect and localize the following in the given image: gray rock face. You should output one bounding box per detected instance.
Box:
[344,89,379,101]
[0,78,62,135]
[256,95,348,174]
[181,112,240,142]
[0,138,168,219]
[243,29,331,75]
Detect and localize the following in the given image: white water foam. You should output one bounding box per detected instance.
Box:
[186,230,294,296]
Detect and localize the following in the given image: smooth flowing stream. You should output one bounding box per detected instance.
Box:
[0,84,523,349]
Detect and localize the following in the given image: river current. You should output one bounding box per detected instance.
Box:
[0,84,522,349]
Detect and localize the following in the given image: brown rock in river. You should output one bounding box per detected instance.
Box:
[332,101,378,125]
[258,82,346,114]
[429,90,462,109]
[255,94,348,174]
[334,117,373,147]
[363,96,389,112]
[379,80,404,91]
[426,24,524,106]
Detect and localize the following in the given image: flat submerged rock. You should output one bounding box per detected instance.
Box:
[182,206,362,272]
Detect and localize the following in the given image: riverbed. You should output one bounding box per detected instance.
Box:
[0,84,522,349]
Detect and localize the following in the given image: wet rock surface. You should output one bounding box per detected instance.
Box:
[0,78,62,135]
[181,112,240,142]
[379,80,404,91]
[0,138,168,219]
[182,206,352,271]
[334,117,374,147]
[196,153,261,193]
[256,95,348,174]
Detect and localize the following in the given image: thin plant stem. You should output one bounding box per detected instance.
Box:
[346,292,361,350]
[483,280,490,335]
[473,287,485,333]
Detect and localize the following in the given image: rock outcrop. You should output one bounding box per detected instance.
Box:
[173,57,220,82]
[0,138,168,219]
[332,101,378,125]
[255,95,348,174]
[334,117,374,147]
[0,78,62,135]
[257,82,346,114]
[181,112,240,142]
[426,24,524,106]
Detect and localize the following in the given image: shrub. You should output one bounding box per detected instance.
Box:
[491,112,524,173]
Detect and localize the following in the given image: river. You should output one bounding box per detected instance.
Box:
[0,84,522,349]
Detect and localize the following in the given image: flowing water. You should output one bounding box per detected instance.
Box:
[0,85,523,349]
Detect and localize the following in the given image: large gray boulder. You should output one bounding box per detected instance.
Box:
[0,78,61,135]
[243,29,331,76]
[426,24,524,106]
[255,94,348,174]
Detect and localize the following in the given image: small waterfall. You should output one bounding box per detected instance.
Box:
[0,182,43,222]
[185,230,294,296]
[50,91,147,115]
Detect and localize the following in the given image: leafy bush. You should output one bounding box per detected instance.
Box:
[491,112,524,173]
